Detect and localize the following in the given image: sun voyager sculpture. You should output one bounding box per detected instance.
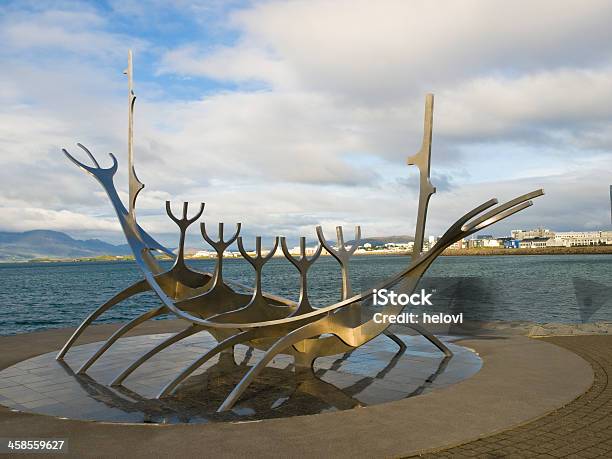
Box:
[57,52,544,412]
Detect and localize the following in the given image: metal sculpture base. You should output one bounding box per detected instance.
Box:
[57,54,543,413]
[0,332,481,424]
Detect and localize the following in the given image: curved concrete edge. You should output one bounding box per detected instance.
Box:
[0,322,594,459]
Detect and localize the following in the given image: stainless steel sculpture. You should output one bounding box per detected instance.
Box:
[58,52,544,412]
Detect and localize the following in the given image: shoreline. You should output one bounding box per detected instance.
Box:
[440,245,612,257]
[4,244,612,264]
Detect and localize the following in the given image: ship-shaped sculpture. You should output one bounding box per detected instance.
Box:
[58,52,544,412]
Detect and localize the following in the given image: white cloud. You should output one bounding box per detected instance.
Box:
[225,0,612,99]
[0,7,145,60]
[156,0,612,158]
[0,203,121,234]
[1,0,612,244]
[158,45,296,88]
[436,68,612,142]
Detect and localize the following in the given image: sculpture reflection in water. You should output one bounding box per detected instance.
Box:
[53,334,457,423]
[57,52,543,413]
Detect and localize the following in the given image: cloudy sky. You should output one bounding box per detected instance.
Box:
[1,0,612,247]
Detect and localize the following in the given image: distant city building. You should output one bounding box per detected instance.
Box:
[483,238,500,248]
[193,250,241,258]
[547,231,612,247]
[510,228,612,248]
[288,246,321,256]
[448,226,612,251]
[354,241,414,254]
[384,242,412,250]
[511,228,554,240]
[500,238,520,249]
[464,235,499,248]
[465,238,482,249]
[519,237,550,249]
[448,239,464,250]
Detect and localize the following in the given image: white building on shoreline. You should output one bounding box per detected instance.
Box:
[511,228,555,240]
[546,231,612,247]
[511,228,612,248]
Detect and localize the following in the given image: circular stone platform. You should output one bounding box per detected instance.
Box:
[0,333,479,424]
[0,322,594,458]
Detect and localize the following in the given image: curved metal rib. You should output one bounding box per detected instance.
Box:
[464,196,539,233]
[157,329,258,398]
[56,279,150,361]
[77,306,166,374]
[383,330,407,352]
[218,321,324,412]
[405,323,452,357]
[110,324,204,386]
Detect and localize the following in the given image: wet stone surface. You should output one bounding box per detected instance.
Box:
[0,333,481,424]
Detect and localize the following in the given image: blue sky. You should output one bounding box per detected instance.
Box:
[1,0,612,245]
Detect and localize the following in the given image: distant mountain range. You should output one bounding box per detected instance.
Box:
[0,230,131,262]
[0,230,416,262]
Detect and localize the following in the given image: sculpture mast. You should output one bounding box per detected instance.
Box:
[407,93,436,259]
[125,50,144,222]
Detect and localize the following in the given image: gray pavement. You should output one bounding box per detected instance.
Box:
[416,335,612,458]
[0,321,594,458]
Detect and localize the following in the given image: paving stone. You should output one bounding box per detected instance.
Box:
[417,335,612,458]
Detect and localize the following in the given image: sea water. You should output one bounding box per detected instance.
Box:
[1,254,611,336]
